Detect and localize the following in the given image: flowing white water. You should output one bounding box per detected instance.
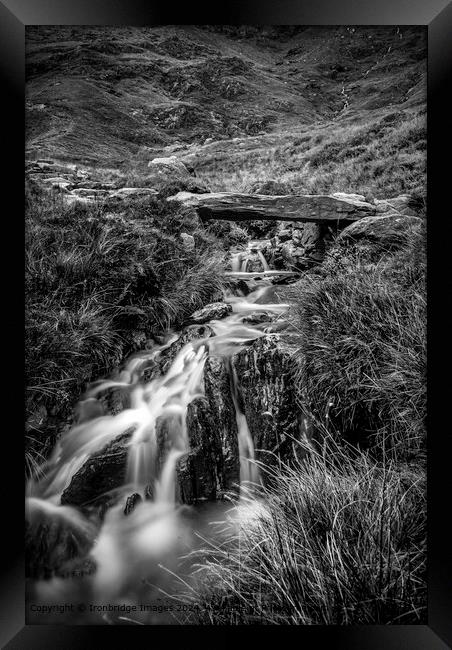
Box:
[229,363,259,487]
[26,245,291,620]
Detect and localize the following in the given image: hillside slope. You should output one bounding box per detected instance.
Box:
[26,25,426,197]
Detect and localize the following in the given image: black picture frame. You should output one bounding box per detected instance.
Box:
[2,0,451,646]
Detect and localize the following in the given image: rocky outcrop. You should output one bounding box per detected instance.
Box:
[243,312,272,325]
[57,328,307,507]
[25,155,207,204]
[177,356,240,503]
[231,334,305,468]
[60,431,132,507]
[180,232,195,251]
[337,212,423,250]
[124,492,142,515]
[168,191,377,223]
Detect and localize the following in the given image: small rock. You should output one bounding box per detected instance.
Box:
[277,229,292,241]
[189,302,232,324]
[70,188,109,197]
[338,213,422,248]
[124,493,142,515]
[243,311,273,325]
[180,232,195,251]
[148,156,188,174]
[332,192,366,202]
[110,187,159,198]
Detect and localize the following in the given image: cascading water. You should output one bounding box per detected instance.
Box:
[25,241,291,623]
[229,363,259,488]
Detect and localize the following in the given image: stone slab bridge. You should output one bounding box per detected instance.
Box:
[168,191,379,223]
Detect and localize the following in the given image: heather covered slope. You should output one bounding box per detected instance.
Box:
[26,25,426,196]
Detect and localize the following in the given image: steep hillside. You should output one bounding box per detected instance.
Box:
[26,25,426,196]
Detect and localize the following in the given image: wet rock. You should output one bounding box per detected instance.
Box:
[25,518,93,580]
[61,430,133,507]
[124,492,142,515]
[332,192,367,202]
[141,325,214,383]
[74,397,105,424]
[53,328,305,510]
[231,335,303,468]
[225,278,251,296]
[177,356,240,503]
[188,302,232,324]
[243,311,273,325]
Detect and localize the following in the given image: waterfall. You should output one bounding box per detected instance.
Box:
[229,362,259,487]
[257,249,269,272]
[26,240,289,614]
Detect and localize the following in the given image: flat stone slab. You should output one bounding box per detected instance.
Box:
[225,270,299,279]
[168,191,377,223]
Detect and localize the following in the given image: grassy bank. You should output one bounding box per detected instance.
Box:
[181,438,426,625]
[193,107,426,199]
[25,181,226,463]
[287,217,426,460]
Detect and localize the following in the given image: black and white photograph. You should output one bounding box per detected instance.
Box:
[22,23,429,627]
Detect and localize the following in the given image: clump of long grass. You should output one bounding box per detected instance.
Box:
[177,435,426,625]
[285,222,426,460]
[25,181,226,461]
[194,107,426,199]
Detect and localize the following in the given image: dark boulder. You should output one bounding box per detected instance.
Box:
[124,492,142,515]
[60,430,133,507]
[231,334,304,468]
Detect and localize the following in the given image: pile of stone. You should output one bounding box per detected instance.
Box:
[25,155,206,205]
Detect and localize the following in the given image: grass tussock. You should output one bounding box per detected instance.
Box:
[286,222,426,459]
[179,438,426,625]
[25,181,225,455]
